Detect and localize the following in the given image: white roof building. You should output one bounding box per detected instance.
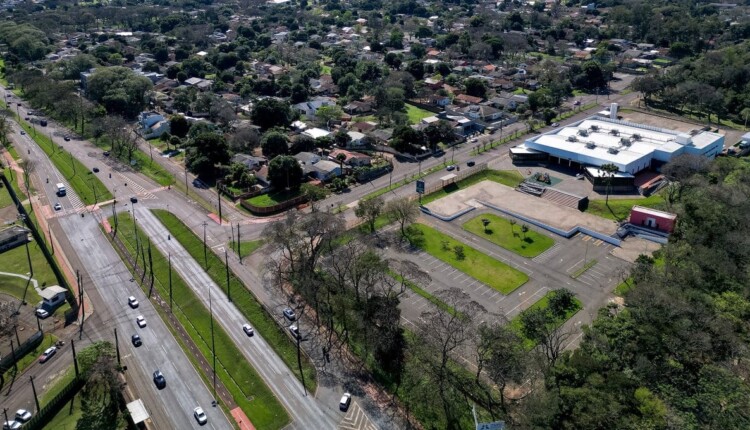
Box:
[303,128,331,139]
[511,116,724,174]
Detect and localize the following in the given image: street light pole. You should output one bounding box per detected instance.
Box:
[202,222,208,269]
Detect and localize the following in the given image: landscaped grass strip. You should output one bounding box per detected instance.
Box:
[113,213,290,430]
[152,210,317,391]
[410,224,528,294]
[463,213,554,258]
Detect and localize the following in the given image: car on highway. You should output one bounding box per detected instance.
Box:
[242,324,254,336]
[39,346,57,363]
[282,308,296,321]
[289,325,301,339]
[92,167,99,173]
[53,203,62,211]
[35,308,49,319]
[551,122,560,127]
[573,100,581,106]
[63,136,70,141]
[2,420,21,430]
[19,131,25,135]
[13,411,30,424]
[339,393,352,411]
[136,315,146,328]
[130,197,138,203]
[153,370,166,389]
[446,165,456,171]
[128,296,139,308]
[193,407,208,425]
[467,161,476,167]
[132,334,142,347]
[15,410,31,423]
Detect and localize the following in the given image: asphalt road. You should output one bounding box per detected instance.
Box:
[4,111,233,429]
[134,207,340,429]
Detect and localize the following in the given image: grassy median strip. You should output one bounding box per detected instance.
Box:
[571,259,598,279]
[152,210,317,391]
[112,213,290,430]
[408,224,528,294]
[463,213,554,258]
[14,121,112,205]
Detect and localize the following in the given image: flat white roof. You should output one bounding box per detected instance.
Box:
[126,399,150,424]
[632,205,677,220]
[303,128,331,139]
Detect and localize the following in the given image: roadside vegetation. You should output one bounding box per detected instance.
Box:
[463,213,554,258]
[508,289,582,350]
[112,212,291,430]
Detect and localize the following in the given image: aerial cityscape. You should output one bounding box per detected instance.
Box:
[0,0,749,429]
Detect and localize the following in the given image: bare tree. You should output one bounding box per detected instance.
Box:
[355,196,384,234]
[476,321,528,415]
[384,197,419,237]
[0,300,18,338]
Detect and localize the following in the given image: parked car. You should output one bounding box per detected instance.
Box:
[53,203,62,211]
[446,165,456,171]
[63,136,70,141]
[339,393,352,411]
[103,151,110,157]
[39,346,57,363]
[92,167,99,173]
[551,122,560,127]
[128,296,139,308]
[130,197,138,203]
[193,407,207,425]
[2,420,21,430]
[282,308,296,321]
[136,315,146,328]
[15,409,32,423]
[242,324,254,336]
[467,161,476,167]
[132,334,142,347]
[153,370,166,389]
[289,325,301,339]
[35,308,49,319]
[19,131,25,135]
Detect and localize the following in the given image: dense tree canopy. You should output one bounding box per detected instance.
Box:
[268,155,303,190]
[86,67,152,118]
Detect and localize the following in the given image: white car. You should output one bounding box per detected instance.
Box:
[289,325,300,339]
[35,308,49,319]
[339,392,352,411]
[53,202,62,211]
[2,421,21,430]
[39,346,57,363]
[15,410,31,423]
[136,315,146,328]
[193,407,207,425]
[242,324,254,336]
[128,296,139,308]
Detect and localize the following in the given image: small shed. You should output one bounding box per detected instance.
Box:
[126,399,150,425]
[40,286,68,309]
[629,206,676,233]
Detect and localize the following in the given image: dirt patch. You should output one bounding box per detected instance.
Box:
[611,236,662,263]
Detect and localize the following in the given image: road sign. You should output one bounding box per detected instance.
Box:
[416,179,425,194]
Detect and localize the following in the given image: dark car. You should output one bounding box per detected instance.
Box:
[92,167,99,173]
[283,308,296,321]
[153,370,166,389]
[130,197,138,203]
[132,334,142,347]
[103,151,110,157]
[63,136,70,141]
[467,161,476,167]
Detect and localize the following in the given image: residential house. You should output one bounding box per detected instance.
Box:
[526,80,541,91]
[427,94,451,107]
[424,77,443,90]
[293,97,336,118]
[349,122,377,133]
[0,226,30,253]
[231,154,266,171]
[454,94,484,105]
[346,131,366,147]
[329,149,372,166]
[343,101,373,115]
[293,152,341,181]
[137,112,170,139]
[460,105,503,122]
[369,128,394,144]
[39,286,68,310]
[303,127,331,140]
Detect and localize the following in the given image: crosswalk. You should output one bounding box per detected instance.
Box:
[532,242,563,263]
[339,402,378,430]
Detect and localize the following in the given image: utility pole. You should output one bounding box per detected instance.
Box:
[48,225,54,255]
[209,288,217,402]
[202,222,208,269]
[9,339,17,372]
[71,338,79,377]
[114,328,121,365]
[225,249,231,302]
[217,181,222,225]
[30,376,40,412]
[24,240,33,278]
[78,270,84,340]
[147,239,154,297]
[184,163,188,196]
[112,199,117,237]
[168,253,173,312]
[237,224,241,264]
[296,325,307,396]
[2,409,8,426]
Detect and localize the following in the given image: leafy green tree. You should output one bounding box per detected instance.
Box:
[251,98,293,130]
[390,126,427,155]
[315,105,344,127]
[268,155,303,190]
[86,67,153,118]
[547,288,576,319]
[261,130,289,159]
[463,77,487,98]
[355,196,384,233]
[186,133,230,178]
[169,115,190,138]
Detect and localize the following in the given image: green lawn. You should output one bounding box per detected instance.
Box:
[152,210,317,392]
[113,212,290,430]
[614,278,633,296]
[0,236,63,306]
[14,121,112,205]
[463,214,554,258]
[229,239,264,257]
[129,148,175,186]
[586,194,665,221]
[421,170,525,205]
[508,291,582,350]
[409,224,528,294]
[40,365,76,404]
[246,189,303,207]
[362,161,449,202]
[405,104,434,125]
[0,181,13,208]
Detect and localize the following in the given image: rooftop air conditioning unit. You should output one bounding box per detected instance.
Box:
[578,129,588,137]
[620,137,631,146]
[610,129,619,136]
[608,147,619,154]
[567,135,578,142]
[631,133,641,141]
[590,125,599,131]
[586,142,596,149]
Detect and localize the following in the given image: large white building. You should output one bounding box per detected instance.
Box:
[510,115,724,175]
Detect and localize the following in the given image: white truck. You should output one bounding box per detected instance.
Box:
[55,183,66,196]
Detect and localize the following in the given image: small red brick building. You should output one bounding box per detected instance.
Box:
[629,206,677,233]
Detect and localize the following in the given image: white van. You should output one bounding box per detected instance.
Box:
[55,183,66,196]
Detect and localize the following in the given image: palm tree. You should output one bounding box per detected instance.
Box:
[336,153,347,174]
[599,163,619,214]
